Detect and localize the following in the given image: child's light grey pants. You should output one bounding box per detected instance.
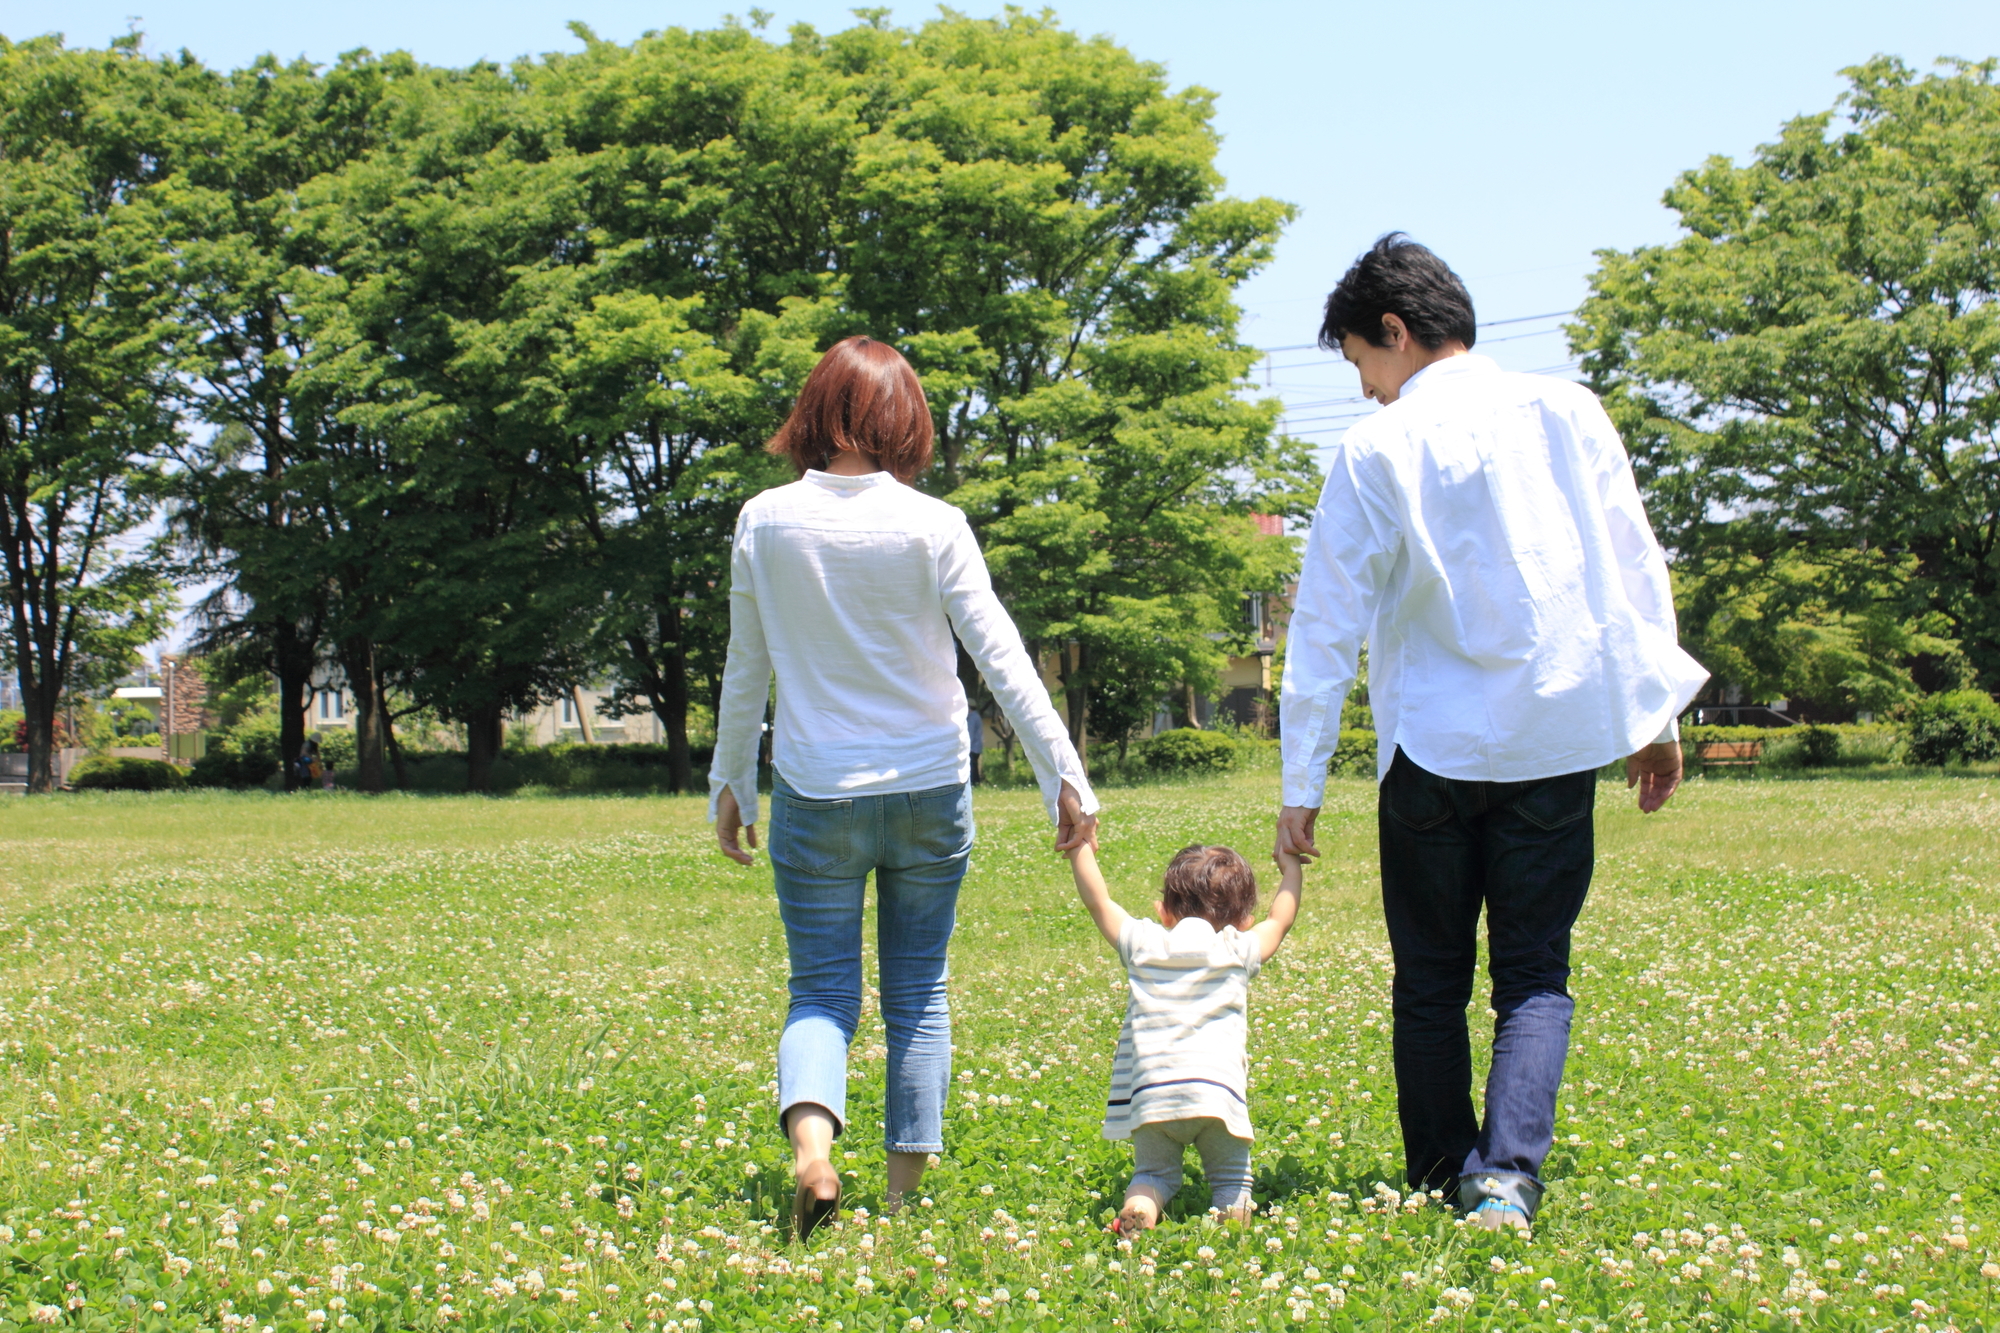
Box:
[1127,1116,1254,1213]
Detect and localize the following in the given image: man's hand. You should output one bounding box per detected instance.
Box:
[716,785,759,865]
[1274,804,1321,864]
[1626,741,1683,814]
[1056,781,1099,853]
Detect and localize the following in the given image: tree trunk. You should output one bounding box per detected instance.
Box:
[1184,681,1201,729]
[21,678,55,794]
[274,623,316,793]
[464,702,506,793]
[8,585,62,792]
[631,600,692,794]
[662,658,691,793]
[569,686,597,745]
[383,692,409,790]
[1062,640,1089,772]
[340,636,387,793]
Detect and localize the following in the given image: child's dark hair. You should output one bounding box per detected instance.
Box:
[1162,845,1259,928]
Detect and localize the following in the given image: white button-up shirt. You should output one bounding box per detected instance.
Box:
[709,469,1096,825]
[1280,354,1708,806]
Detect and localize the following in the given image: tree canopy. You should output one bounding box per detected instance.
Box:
[1576,57,2000,707]
[3,12,1309,790]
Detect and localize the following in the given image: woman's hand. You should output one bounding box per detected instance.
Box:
[716,786,759,865]
[1056,781,1098,853]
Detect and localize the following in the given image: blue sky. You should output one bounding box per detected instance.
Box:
[10,0,1998,449]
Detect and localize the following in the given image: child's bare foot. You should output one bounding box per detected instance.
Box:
[1111,1197,1159,1234]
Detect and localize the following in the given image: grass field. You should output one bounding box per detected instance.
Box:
[2,771,1997,1331]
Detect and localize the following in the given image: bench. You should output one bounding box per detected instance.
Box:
[1694,740,1764,772]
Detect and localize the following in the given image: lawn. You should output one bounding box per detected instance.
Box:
[1,771,1997,1331]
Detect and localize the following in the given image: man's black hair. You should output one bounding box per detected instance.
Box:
[1318,233,1478,352]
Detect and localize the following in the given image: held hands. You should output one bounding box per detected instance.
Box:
[715,785,758,865]
[1273,804,1320,866]
[1056,781,1099,853]
[1626,740,1684,814]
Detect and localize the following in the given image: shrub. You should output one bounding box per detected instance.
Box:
[68,756,187,791]
[1796,725,1842,767]
[316,727,357,770]
[1331,728,1377,776]
[187,706,283,789]
[1900,690,2000,768]
[1681,724,1791,746]
[1143,728,1239,774]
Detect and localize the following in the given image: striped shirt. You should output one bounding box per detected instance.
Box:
[1102,916,1263,1141]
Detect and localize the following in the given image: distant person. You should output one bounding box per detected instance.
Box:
[967,704,985,784]
[1067,839,1303,1232]
[709,336,1099,1241]
[1276,235,1708,1232]
[296,738,323,790]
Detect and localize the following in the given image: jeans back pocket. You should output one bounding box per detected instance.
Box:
[1510,769,1596,831]
[1383,748,1456,831]
[904,782,975,864]
[774,791,855,876]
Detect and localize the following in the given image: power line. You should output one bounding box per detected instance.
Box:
[1251,308,1573,356]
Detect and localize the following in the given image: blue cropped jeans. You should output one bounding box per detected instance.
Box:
[1377,746,1596,1220]
[769,773,974,1155]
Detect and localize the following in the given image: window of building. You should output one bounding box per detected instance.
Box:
[318,690,344,721]
[560,696,576,725]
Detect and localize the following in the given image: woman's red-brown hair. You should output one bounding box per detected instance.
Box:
[766,337,935,483]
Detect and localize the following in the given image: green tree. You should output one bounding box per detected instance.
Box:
[1674,552,1968,715]
[162,53,404,789]
[821,11,1317,757]
[1575,57,2000,692]
[0,37,184,792]
[558,294,806,792]
[286,59,600,791]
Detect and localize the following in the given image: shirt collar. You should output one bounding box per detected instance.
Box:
[1398,352,1498,400]
[805,468,898,491]
[1166,917,1221,952]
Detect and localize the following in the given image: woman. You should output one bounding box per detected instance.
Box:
[709,336,1097,1240]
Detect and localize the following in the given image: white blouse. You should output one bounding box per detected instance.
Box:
[708,470,1096,826]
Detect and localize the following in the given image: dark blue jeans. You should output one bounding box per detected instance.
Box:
[1378,747,1595,1219]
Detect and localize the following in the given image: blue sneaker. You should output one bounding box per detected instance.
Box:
[1469,1198,1531,1233]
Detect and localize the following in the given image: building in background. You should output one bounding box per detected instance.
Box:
[109,654,213,762]
[301,682,669,747]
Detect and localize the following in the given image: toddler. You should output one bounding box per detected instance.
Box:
[1068,840,1304,1231]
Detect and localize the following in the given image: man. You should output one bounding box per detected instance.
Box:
[1275,234,1707,1231]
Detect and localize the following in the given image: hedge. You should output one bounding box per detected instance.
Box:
[1142,728,1240,774]
[69,756,187,791]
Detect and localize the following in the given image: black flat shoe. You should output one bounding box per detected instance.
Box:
[793,1161,841,1244]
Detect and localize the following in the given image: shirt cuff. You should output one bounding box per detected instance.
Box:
[1654,716,1680,746]
[708,775,760,827]
[1041,770,1100,823]
[1280,771,1328,810]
